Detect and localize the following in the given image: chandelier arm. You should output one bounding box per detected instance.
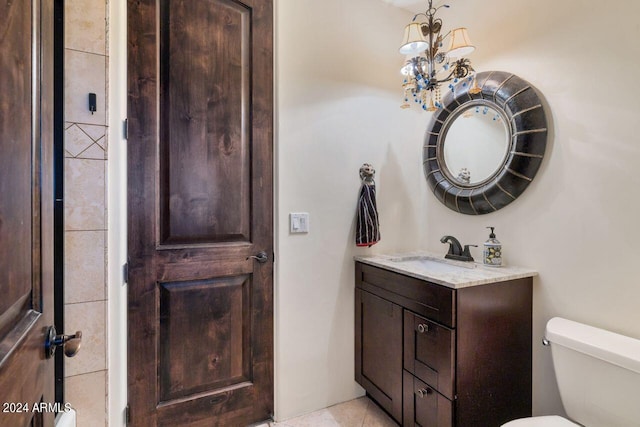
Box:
[412,12,428,21]
[426,6,436,82]
[438,71,456,84]
[433,4,450,15]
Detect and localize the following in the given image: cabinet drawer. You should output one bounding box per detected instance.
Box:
[357,263,455,327]
[403,371,453,427]
[404,311,455,399]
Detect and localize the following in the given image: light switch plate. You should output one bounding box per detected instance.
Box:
[290,212,309,233]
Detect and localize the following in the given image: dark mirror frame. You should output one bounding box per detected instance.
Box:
[423,71,548,215]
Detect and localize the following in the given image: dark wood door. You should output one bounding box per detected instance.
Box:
[0,1,55,426]
[127,0,273,425]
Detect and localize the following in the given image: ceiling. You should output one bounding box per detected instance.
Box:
[380,0,427,12]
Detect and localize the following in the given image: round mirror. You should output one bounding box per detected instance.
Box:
[423,71,548,215]
[441,102,509,187]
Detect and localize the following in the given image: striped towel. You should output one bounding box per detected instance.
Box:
[356,182,380,247]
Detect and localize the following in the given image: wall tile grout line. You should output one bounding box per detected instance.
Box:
[64,368,107,380]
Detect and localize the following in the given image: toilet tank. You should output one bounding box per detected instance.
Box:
[546,317,640,427]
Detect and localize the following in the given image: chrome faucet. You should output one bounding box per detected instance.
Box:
[440,235,476,262]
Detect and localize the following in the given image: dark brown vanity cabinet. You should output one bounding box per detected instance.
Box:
[355,262,533,426]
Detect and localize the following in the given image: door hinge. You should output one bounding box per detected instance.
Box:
[273,251,276,263]
[125,404,130,425]
[123,118,128,140]
[123,262,129,284]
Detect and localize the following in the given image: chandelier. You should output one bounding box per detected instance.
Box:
[400,0,480,111]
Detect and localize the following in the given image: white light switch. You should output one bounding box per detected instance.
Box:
[290,212,309,233]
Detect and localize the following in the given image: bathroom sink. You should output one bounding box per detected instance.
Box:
[356,252,537,289]
[388,254,477,273]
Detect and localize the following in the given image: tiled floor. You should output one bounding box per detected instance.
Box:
[255,397,397,427]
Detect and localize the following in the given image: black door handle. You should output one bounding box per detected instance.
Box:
[247,251,268,263]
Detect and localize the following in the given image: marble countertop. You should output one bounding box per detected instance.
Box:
[355,251,538,289]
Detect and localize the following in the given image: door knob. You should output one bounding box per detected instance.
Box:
[246,251,268,263]
[45,326,82,359]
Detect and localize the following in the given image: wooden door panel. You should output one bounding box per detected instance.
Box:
[159,275,251,402]
[128,0,273,425]
[160,0,251,244]
[0,316,46,427]
[0,0,55,426]
[0,0,34,326]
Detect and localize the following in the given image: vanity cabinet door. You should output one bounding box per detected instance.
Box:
[403,371,453,427]
[404,311,455,399]
[355,289,403,423]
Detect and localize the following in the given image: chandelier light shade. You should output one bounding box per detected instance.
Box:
[447,28,475,58]
[399,23,429,55]
[400,0,480,111]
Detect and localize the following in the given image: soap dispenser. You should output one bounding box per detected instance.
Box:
[483,227,502,267]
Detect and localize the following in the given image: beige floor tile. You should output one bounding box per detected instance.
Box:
[362,399,397,427]
[279,409,343,427]
[277,397,378,427]
[325,397,369,426]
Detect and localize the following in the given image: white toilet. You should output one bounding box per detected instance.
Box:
[503,317,640,427]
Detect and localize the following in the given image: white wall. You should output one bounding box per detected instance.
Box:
[104,0,640,423]
[276,0,640,421]
[419,0,640,417]
[274,0,424,420]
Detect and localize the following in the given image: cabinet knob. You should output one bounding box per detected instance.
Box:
[417,323,429,333]
[416,387,432,398]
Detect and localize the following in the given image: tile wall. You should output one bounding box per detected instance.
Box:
[63,1,109,426]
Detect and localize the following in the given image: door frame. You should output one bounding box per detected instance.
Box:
[107,0,129,426]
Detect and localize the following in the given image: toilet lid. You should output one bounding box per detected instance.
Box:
[502,415,580,427]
